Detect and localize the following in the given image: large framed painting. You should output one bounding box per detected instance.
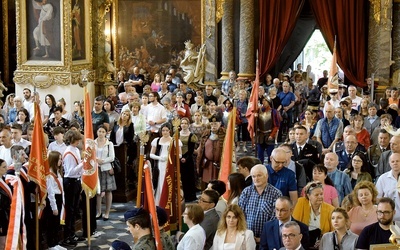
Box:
[23,0,63,65]
[72,0,90,64]
[115,0,202,80]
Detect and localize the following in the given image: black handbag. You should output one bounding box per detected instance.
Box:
[108,144,121,174]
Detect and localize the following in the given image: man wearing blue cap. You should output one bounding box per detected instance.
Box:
[124,208,155,250]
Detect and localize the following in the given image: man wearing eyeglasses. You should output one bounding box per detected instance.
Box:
[197,190,220,250]
[267,148,298,205]
[260,197,309,250]
[336,135,361,171]
[356,197,395,250]
[279,221,305,250]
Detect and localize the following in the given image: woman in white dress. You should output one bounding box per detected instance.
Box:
[149,123,182,205]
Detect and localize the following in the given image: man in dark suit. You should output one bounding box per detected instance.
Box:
[236,156,262,187]
[291,125,320,180]
[198,189,220,250]
[376,135,400,178]
[279,221,306,250]
[368,129,390,180]
[260,196,309,250]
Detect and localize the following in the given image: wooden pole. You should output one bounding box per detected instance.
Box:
[35,190,39,250]
[175,131,182,231]
[86,195,91,246]
[136,144,144,207]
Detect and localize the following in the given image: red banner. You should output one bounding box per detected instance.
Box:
[159,132,177,225]
[246,63,260,140]
[82,90,98,198]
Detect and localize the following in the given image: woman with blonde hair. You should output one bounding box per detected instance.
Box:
[110,109,135,200]
[211,204,256,250]
[347,181,378,235]
[300,109,317,139]
[319,207,358,249]
[151,73,161,92]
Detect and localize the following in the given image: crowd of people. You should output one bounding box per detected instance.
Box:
[0,64,399,250]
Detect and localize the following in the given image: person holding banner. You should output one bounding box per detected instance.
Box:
[0,159,10,249]
[43,151,66,250]
[150,122,182,205]
[61,130,83,247]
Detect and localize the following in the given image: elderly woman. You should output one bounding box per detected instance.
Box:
[319,207,358,249]
[211,204,256,250]
[344,152,372,189]
[8,95,23,124]
[347,181,378,235]
[293,181,335,248]
[177,204,206,250]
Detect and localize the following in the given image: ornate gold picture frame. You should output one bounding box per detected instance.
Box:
[20,0,64,66]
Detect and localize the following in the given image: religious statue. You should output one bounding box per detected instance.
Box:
[0,72,8,98]
[180,40,206,85]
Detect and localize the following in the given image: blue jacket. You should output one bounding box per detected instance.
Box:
[260,218,309,250]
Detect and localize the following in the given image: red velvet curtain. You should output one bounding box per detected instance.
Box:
[258,0,305,79]
[309,0,367,87]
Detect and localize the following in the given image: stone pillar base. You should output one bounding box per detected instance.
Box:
[219,71,230,80]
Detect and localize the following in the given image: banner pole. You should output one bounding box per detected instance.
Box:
[86,195,91,246]
[35,190,39,250]
[175,131,182,231]
[136,144,144,207]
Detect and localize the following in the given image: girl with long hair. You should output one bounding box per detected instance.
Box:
[43,151,65,250]
[227,173,245,205]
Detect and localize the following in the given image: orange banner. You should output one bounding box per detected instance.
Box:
[82,90,98,198]
[144,162,163,250]
[219,107,236,200]
[28,102,49,206]
[328,42,339,92]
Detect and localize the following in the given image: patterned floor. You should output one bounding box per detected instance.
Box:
[71,144,257,249]
[73,201,136,249]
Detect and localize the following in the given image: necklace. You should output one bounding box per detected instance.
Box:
[227,230,236,238]
[361,207,373,218]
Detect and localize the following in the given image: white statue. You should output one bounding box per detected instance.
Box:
[180,40,206,84]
